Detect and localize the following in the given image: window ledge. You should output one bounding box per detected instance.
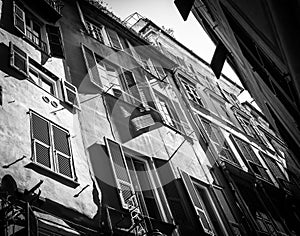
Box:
[25,162,79,188]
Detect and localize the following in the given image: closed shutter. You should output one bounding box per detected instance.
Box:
[52,125,73,178]
[46,25,64,58]
[10,42,28,75]
[105,138,136,209]
[62,80,80,109]
[31,113,51,169]
[106,28,122,50]
[81,44,102,88]
[180,170,214,234]
[13,2,26,35]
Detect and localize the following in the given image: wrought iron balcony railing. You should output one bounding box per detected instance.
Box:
[44,0,64,14]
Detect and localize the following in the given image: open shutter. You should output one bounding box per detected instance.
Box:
[75,1,88,31]
[31,112,52,169]
[106,28,122,50]
[147,58,158,77]
[121,69,141,102]
[13,2,26,35]
[105,138,136,209]
[180,170,214,234]
[46,25,64,58]
[81,44,102,88]
[172,100,191,135]
[62,80,80,109]
[52,125,73,178]
[10,42,28,75]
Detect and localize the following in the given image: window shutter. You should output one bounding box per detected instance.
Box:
[121,70,141,102]
[46,25,64,58]
[105,138,136,209]
[52,125,73,178]
[75,1,88,31]
[147,58,158,77]
[106,28,122,50]
[62,80,80,109]
[13,2,26,35]
[180,170,214,234]
[10,42,28,75]
[172,100,191,134]
[81,44,102,88]
[31,113,51,169]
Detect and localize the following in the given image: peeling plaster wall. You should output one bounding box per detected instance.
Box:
[0,0,97,219]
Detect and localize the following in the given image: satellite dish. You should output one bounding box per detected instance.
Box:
[1,174,18,196]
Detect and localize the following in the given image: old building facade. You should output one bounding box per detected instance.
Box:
[0,0,299,235]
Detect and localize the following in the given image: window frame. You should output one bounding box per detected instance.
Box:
[30,111,76,181]
[28,66,59,97]
[10,42,29,76]
[202,120,239,165]
[181,78,204,107]
[86,20,105,43]
[62,80,80,110]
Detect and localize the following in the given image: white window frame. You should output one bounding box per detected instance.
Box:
[86,20,104,42]
[29,66,59,97]
[62,80,80,110]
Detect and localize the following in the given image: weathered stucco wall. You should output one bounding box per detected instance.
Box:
[0,0,97,219]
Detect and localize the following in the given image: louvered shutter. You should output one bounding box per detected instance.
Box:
[31,113,51,169]
[46,25,64,58]
[13,2,26,35]
[106,28,122,50]
[147,58,158,77]
[52,125,73,178]
[172,100,191,134]
[10,42,28,75]
[180,170,214,234]
[81,44,102,88]
[62,80,80,109]
[105,138,136,209]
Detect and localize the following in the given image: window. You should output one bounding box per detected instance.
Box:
[62,81,80,109]
[10,42,28,75]
[106,28,122,50]
[155,93,181,130]
[232,136,270,181]
[13,2,64,56]
[202,120,239,165]
[86,20,104,42]
[181,78,204,107]
[235,115,259,140]
[29,67,58,96]
[30,112,75,179]
[213,188,242,235]
[105,138,164,221]
[262,153,286,181]
[180,170,216,235]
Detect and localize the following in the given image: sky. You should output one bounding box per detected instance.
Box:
[103,0,252,102]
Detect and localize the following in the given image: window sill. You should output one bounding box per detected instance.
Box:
[25,162,79,188]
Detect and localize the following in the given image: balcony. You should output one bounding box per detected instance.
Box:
[23,0,63,23]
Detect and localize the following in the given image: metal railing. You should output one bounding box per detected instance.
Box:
[44,0,64,14]
[25,29,48,54]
